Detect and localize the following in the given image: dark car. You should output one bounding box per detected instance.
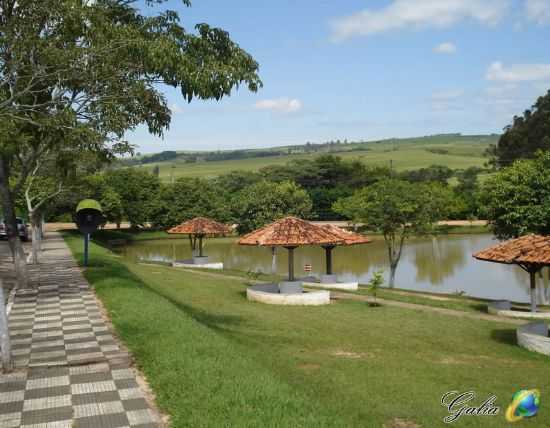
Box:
[0,217,29,241]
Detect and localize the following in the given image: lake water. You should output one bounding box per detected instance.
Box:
[120,234,550,303]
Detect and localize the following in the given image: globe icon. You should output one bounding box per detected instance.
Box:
[511,390,540,418]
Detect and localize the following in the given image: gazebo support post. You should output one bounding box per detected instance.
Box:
[198,234,204,257]
[285,246,297,281]
[323,245,334,275]
[271,247,277,274]
[529,269,539,313]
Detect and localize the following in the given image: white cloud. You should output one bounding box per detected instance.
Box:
[526,0,550,25]
[254,97,303,114]
[330,0,509,40]
[486,61,550,82]
[434,42,457,54]
[170,103,184,114]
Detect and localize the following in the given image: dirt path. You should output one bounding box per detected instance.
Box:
[153,264,524,326]
[329,291,525,325]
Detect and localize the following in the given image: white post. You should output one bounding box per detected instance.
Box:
[0,281,13,371]
[530,271,537,313]
[271,247,277,274]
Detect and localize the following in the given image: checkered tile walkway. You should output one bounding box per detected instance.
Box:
[0,362,158,428]
[0,233,160,427]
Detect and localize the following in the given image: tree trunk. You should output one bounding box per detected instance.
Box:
[0,156,29,288]
[0,281,13,372]
[38,214,44,251]
[389,263,397,288]
[30,210,41,264]
[385,233,405,289]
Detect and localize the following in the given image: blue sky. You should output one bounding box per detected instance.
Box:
[130,0,550,153]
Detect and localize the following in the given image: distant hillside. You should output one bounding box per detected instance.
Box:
[122,133,499,180]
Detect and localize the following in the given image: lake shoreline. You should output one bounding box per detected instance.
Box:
[83,223,491,245]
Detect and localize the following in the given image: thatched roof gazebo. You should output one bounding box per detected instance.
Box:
[474,235,550,312]
[168,217,231,262]
[318,224,371,278]
[239,217,343,283]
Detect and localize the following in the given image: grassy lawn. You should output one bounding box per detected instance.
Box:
[65,233,550,427]
[137,137,493,180]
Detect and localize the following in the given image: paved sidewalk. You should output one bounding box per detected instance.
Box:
[1,233,161,428]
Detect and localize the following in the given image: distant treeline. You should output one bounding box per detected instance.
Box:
[50,154,489,231]
[119,133,490,167]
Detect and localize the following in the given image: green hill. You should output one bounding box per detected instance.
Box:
[128,134,498,180]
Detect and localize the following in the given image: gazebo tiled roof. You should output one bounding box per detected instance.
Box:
[167,217,231,235]
[473,234,550,267]
[238,216,344,247]
[319,224,371,246]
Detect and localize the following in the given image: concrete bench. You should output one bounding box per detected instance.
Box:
[517,322,550,356]
[247,284,330,306]
[488,300,550,319]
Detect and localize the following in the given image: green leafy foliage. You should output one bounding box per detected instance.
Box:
[103,169,161,228]
[334,179,452,286]
[100,188,124,227]
[152,177,231,229]
[259,155,391,219]
[233,180,312,234]
[214,170,264,194]
[488,90,550,167]
[480,151,550,238]
[0,0,261,255]
[334,179,451,236]
[367,270,384,306]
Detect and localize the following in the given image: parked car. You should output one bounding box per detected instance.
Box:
[0,217,29,241]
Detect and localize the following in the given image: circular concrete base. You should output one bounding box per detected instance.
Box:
[320,274,338,284]
[517,322,550,355]
[172,260,223,270]
[487,301,550,319]
[279,281,303,294]
[247,284,330,306]
[302,281,358,291]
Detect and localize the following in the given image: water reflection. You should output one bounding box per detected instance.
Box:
[120,234,547,303]
[412,237,466,285]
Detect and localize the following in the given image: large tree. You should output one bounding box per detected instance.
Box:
[334,179,452,287]
[103,169,161,228]
[234,180,312,234]
[481,151,550,239]
[153,176,231,229]
[488,90,550,167]
[0,0,261,285]
[259,156,391,219]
